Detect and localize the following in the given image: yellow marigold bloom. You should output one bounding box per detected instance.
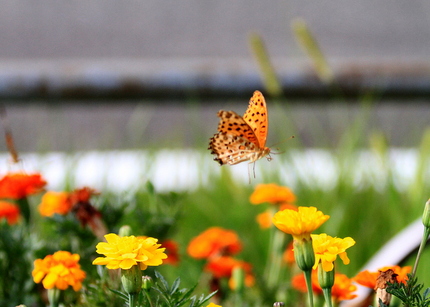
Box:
[250,183,296,205]
[312,233,355,272]
[93,233,167,270]
[0,172,46,199]
[206,303,222,307]
[0,201,20,225]
[32,251,86,291]
[187,227,242,259]
[272,206,330,240]
[38,191,73,217]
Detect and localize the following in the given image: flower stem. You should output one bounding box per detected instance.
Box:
[303,269,314,307]
[322,288,333,307]
[143,289,154,307]
[265,223,286,289]
[128,293,137,307]
[411,226,430,280]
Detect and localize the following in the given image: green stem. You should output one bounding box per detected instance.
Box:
[411,226,430,280]
[128,293,137,307]
[143,289,154,307]
[47,288,61,307]
[303,269,314,307]
[322,288,333,307]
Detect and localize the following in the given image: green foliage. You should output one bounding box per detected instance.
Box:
[386,274,430,307]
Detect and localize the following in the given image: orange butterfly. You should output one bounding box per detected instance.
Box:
[208,90,272,166]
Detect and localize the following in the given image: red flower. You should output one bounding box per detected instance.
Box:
[205,256,255,289]
[0,201,20,225]
[0,172,46,199]
[161,239,180,265]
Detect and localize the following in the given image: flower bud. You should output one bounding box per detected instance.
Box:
[293,237,315,272]
[317,263,335,289]
[119,225,132,237]
[121,265,142,294]
[142,275,153,290]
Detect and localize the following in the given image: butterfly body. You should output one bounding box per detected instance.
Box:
[208,90,271,166]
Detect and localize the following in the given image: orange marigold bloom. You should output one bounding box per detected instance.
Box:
[205,256,255,289]
[250,183,296,205]
[0,201,20,225]
[38,191,73,217]
[0,172,46,199]
[187,227,242,259]
[331,273,357,302]
[354,265,411,289]
[162,239,180,265]
[283,241,295,266]
[32,251,86,291]
[292,270,322,295]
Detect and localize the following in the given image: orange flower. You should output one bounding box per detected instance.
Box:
[331,273,357,302]
[38,191,73,217]
[162,239,180,265]
[0,172,46,199]
[257,204,298,229]
[250,183,296,205]
[353,270,379,289]
[256,211,272,229]
[283,241,295,266]
[0,201,20,225]
[205,256,255,288]
[292,270,322,295]
[354,265,411,288]
[32,251,86,291]
[187,227,242,259]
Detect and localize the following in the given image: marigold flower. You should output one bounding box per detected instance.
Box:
[32,251,86,291]
[38,191,73,217]
[312,233,355,272]
[206,303,222,307]
[0,172,46,199]
[273,206,330,240]
[205,256,255,289]
[0,201,20,225]
[187,227,242,259]
[353,270,378,289]
[257,204,298,229]
[331,273,357,302]
[93,233,167,270]
[353,265,411,289]
[161,239,180,265]
[250,183,296,205]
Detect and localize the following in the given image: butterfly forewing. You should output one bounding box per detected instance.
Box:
[243,90,268,148]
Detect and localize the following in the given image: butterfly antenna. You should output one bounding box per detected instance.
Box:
[269,135,295,148]
[0,104,20,164]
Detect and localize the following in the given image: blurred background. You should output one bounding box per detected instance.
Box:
[1,0,430,152]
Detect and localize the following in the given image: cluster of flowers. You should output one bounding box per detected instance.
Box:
[0,172,414,307]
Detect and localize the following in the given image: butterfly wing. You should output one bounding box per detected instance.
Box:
[243,90,268,148]
[209,132,262,165]
[215,110,260,146]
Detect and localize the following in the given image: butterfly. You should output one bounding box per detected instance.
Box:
[208,90,272,167]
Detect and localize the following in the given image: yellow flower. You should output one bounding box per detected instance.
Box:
[250,183,296,205]
[312,233,355,272]
[206,303,222,307]
[92,233,167,270]
[272,206,330,240]
[32,251,86,291]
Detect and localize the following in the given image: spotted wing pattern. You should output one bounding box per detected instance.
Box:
[208,90,270,166]
[243,90,268,148]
